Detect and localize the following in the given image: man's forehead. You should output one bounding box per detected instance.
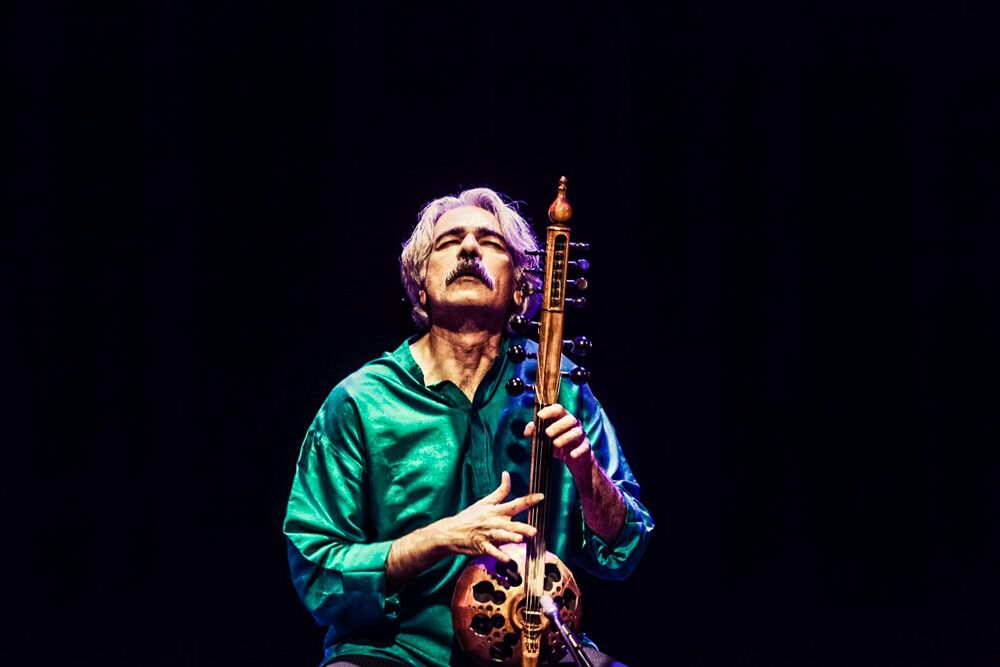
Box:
[432,206,502,238]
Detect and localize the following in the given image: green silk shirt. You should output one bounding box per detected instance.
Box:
[284,335,654,666]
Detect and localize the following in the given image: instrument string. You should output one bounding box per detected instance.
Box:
[527,408,554,631]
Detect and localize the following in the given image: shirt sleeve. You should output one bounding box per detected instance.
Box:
[283,387,400,632]
[573,397,655,580]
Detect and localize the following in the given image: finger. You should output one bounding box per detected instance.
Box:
[506,521,539,538]
[482,541,511,563]
[476,471,511,505]
[569,441,591,460]
[489,529,526,544]
[524,421,534,437]
[552,426,586,450]
[497,492,545,516]
[536,403,567,421]
[547,414,582,440]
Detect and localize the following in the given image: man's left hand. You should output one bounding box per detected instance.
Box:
[523,403,594,479]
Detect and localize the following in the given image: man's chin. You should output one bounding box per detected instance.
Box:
[432,294,507,315]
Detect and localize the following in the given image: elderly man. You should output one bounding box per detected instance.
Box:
[284,187,653,666]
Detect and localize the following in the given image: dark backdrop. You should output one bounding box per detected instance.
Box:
[12,2,1000,666]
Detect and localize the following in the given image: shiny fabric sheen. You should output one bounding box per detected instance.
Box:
[284,335,654,667]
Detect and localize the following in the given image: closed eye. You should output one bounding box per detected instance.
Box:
[432,225,509,250]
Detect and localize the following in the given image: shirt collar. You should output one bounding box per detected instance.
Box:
[391,333,514,409]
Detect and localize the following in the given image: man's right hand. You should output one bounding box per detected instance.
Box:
[385,471,543,590]
[433,471,542,562]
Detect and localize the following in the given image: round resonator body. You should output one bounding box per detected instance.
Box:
[451,543,582,666]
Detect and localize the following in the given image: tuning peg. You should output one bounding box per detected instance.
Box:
[565,296,587,308]
[561,367,591,386]
[506,377,534,395]
[569,241,590,251]
[509,315,540,335]
[569,277,588,291]
[526,250,545,256]
[568,259,590,272]
[563,336,593,357]
[507,345,538,363]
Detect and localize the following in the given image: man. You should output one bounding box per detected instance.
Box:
[284,187,654,666]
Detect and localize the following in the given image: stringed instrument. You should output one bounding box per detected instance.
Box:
[451,177,593,666]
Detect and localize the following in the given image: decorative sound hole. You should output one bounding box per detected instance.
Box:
[543,563,561,591]
[495,559,522,587]
[540,635,559,662]
[473,580,507,605]
[471,612,506,637]
[489,632,518,661]
[555,588,578,612]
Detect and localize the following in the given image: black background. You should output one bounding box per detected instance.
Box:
[12,1,1000,665]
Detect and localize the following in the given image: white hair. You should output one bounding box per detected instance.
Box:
[400,187,542,330]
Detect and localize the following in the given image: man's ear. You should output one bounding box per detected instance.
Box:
[419,289,427,307]
[513,285,525,308]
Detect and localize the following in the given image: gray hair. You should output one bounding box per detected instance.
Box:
[400,187,542,330]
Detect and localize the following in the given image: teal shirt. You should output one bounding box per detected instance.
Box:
[284,335,654,666]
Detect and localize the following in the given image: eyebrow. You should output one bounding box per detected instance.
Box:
[433,225,508,245]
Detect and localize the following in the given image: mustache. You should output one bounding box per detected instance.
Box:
[446,259,495,289]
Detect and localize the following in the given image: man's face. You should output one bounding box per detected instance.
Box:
[420,206,523,325]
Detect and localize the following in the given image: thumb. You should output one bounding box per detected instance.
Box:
[477,470,511,505]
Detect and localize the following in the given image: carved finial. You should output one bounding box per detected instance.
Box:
[547,176,573,224]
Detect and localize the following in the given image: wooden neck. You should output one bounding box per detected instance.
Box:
[522,223,573,624]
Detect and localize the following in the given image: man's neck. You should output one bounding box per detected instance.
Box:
[410,325,505,401]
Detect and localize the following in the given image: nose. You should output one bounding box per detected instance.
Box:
[458,232,482,258]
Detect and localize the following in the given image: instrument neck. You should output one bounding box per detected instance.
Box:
[527,410,555,559]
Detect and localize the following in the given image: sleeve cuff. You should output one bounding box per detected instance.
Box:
[347,540,401,623]
[294,538,401,627]
[579,488,652,579]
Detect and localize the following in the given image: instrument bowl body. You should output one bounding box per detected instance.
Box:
[451,543,582,666]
